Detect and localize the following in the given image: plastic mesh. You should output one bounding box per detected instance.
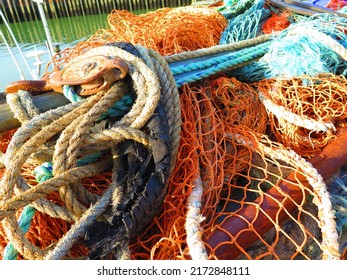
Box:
[42,6,227,79]
[257,74,347,158]
[220,0,270,44]
[129,76,339,260]
[262,12,291,34]
[130,77,269,259]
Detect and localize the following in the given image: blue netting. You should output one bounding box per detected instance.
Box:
[220,0,270,44]
[229,14,347,81]
[259,33,347,78]
[218,0,257,20]
[227,61,266,82]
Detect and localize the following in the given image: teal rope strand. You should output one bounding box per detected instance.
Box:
[34,162,54,182]
[173,41,270,87]
[99,95,133,120]
[170,41,270,75]
[63,85,133,120]
[3,163,53,260]
[3,206,36,260]
[3,39,270,258]
[63,85,84,103]
[2,156,101,259]
[76,152,103,166]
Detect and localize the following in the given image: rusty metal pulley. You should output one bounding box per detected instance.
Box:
[5,54,129,96]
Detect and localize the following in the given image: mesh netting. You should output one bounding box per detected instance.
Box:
[1,3,346,260]
[129,76,340,260]
[107,7,228,55]
[219,0,270,44]
[257,74,347,158]
[326,0,347,9]
[262,11,291,34]
[130,77,269,259]
[41,6,228,80]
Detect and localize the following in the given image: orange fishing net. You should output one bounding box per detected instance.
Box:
[326,0,347,10]
[129,78,271,259]
[262,11,291,34]
[1,4,346,260]
[256,74,347,158]
[45,5,228,72]
[129,75,341,260]
[0,5,229,260]
[107,7,228,55]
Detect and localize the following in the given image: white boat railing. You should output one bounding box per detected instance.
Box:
[0,0,56,82]
[32,0,54,57]
[0,30,26,80]
[0,9,34,80]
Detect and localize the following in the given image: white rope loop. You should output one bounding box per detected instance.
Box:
[73,45,161,130]
[185,175,208,260]
[258,90,336,132]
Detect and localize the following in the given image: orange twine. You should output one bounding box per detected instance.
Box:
[262,12,291,34]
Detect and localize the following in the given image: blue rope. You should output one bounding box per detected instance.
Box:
[99,95,133,120]
[34,162,54,182]
[171,41,269,75]
[3,206,36,260]
[227,61,266,82]
[63,85,133,120]
[173,41,270,87]
[2,38,272,258]
[63,85,84,103]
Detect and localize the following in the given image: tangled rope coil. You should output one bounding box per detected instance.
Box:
[0,44,181,260]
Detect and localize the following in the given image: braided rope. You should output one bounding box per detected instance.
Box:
[1,45,181,260]
[167,36,274,87]
[3,205,35,260]
[45,129,150,260]
[165,33,275,63]
[170,41,270,76]
[2,162,53,260]
[53,82,129,218]
[258,90,336,132]
[73,46,161,130]
[146,48,182,171]
[185,175,208,260]
[172,41,271,87]
[6,90,40,124]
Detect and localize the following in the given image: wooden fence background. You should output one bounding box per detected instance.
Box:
[0,0,192,23]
